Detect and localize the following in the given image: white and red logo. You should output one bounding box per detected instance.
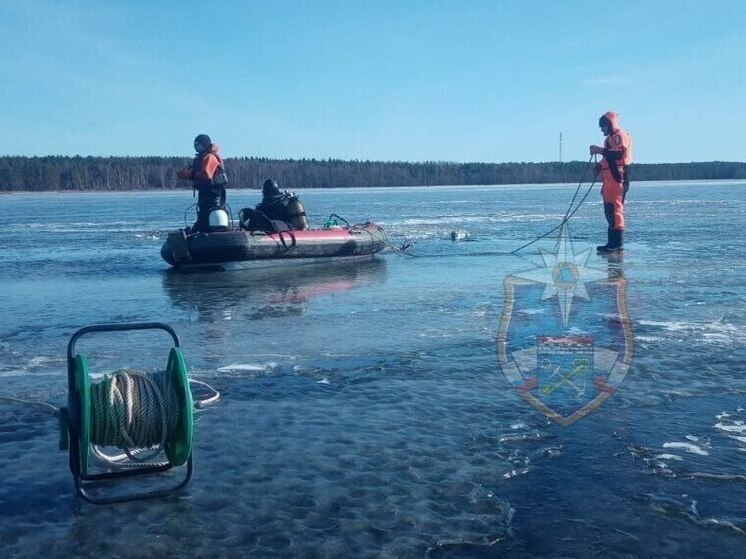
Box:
[496,225,633,425]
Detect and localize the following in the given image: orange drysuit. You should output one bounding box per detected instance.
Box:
[598,112,631,231]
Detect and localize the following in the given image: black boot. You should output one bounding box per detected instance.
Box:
[600,229,623,253]
[597,228,612,252]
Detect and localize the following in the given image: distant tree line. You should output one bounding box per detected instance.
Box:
[0,155,745,192]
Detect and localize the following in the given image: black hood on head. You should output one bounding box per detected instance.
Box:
[194,134,212,153]
[263,179,281,197]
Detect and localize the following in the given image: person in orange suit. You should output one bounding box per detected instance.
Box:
[590,112,632,253]
[176,134,228,232]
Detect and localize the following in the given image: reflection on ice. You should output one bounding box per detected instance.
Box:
[162,257,388,321]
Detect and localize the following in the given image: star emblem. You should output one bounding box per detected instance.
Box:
[513,224,606,326]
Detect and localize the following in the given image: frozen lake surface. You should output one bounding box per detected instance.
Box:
[1,181,745,557]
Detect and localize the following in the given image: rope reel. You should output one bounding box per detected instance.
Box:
[59,322,195,504]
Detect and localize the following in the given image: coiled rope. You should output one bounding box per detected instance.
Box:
[89,370,220,469]
[89,369,179,468]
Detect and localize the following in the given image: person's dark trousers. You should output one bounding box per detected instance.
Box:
[193,185,225,232]
[598,203,624,252]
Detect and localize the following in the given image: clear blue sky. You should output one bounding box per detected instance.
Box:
[1,1,744,163]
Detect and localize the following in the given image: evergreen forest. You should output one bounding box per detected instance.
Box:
[1,156,745,192]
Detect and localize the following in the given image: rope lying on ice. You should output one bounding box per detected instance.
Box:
[352,222,415,256]
[357,156,599,259]
[322,215,414,256]
[0,394,59,414]
[509,155,598,254]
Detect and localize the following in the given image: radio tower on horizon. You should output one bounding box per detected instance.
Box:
[559,132,563,162]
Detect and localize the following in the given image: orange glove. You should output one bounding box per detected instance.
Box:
[589,145,604,156]
[176,168,192,180]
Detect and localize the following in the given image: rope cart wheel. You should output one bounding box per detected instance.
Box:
[59,322,194,505]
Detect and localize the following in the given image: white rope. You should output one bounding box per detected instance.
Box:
[88,371,221,469]
[90,369,179,469]
[0,394,58,415]
[189,379,221,409]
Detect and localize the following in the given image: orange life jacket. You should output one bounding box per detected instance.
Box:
[604,130,632,166]
[599,112,632,183]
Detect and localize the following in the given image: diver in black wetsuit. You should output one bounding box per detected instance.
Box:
[240,179,308,232]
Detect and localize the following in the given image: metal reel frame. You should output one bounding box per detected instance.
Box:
[60,322,193,504]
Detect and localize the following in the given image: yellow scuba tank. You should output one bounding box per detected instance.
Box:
[286,195,309,230]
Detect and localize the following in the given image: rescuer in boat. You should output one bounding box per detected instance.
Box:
[590,111,632,253]
[239,179,309,232]
[176,134,229,232]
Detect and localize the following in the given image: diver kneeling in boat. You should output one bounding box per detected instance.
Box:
[239,179,309,232]
[176,134,229,233]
